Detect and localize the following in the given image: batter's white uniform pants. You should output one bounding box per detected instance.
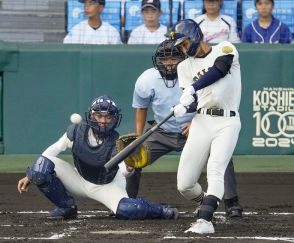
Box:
[47,156,128,214]
[177,114,241,200]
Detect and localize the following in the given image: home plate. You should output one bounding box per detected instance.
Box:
[90,230,149,235]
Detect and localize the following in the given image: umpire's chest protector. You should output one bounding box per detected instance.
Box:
[67,123,119,184]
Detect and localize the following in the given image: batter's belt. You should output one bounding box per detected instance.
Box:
[197,108,237,117]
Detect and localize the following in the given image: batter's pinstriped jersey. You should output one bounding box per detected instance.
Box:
[177,41,241,111]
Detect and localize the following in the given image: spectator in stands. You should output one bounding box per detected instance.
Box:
[64,0,122,44]
[127,0,167,44]
[194,0,240,44]
[242,0,292,43]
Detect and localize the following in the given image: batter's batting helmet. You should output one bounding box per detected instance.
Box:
[169,19,203,57]
[152,39,186,87]
[86,95,122,137]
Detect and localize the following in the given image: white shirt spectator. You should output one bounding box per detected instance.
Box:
[128,24,167,44]
[64,20,122,44]
[194,14,240,44]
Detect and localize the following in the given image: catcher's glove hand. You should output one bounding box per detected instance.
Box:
[116,133,150,169]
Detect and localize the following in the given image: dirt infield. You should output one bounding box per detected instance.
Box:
[1,173,294,242]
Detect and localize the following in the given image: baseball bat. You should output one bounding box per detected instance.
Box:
[104,111,174,171]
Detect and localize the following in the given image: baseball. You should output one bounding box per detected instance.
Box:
[70,113,82,124]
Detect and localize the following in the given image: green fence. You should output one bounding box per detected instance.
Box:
[0,42,293,155]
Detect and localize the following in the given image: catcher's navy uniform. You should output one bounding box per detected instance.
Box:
[19,95,178,220]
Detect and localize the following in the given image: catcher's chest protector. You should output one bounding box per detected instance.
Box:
[68,123,119,184]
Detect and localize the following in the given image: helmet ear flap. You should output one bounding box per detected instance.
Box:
[171,19,203,57]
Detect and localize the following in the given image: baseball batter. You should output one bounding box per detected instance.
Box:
[128,39,242,219]
[170,19,241,234]
[17,95,178,220]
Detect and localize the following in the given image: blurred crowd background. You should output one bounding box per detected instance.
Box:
[0,0,293,44]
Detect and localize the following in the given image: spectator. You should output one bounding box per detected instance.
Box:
[242,0,292,43]
[64,0,122,44]
[128,0,167,44]
[194,0,240,44]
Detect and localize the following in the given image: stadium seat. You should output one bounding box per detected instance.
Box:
[183,0,238,22]
[242,0,294,33]
[124,0,180,32]
[221,0,238,23]
[183,0,203,20]
[66,0,121,32]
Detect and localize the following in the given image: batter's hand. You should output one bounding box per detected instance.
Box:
[181,122,191,137]
[172,104,187,117]
[17,176,30,194]
[180,86,195,107]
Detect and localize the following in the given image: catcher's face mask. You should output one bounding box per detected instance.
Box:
[86,95,122,137]
[152,39,186,88]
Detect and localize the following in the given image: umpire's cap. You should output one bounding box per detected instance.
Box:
[78,0,106,6]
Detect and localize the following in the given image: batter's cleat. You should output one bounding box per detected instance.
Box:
[193,191,206,215]
[47,205,78,220]
[162,207,179,220]
[185,219,215,234]
[224,196,243,218]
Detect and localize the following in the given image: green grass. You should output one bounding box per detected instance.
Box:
[0,154,293,173]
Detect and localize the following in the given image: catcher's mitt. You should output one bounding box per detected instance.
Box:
[116,133,150,168]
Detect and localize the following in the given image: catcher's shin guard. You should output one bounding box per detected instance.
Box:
[26,156,75,209]
[116,197,178,220]
[198,195,220,221]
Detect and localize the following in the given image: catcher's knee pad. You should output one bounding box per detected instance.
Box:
[26,156,74,209]
[116,197,163,220]
[26,156,55,186]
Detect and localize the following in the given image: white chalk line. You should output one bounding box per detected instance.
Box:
[163,236,294,242]
[90,230,149,235]
[1,210,292,216]
[1,211,293,241]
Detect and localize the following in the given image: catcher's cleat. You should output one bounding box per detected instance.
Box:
[185,219,215,234]
[224,196,243,218]
[47,205,78,220]
[162,207,179,220]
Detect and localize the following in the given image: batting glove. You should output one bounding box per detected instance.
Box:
[172,104,187,118]
[180,86,195,107]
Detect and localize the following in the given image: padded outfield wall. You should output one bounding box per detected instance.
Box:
[0,42,293,155]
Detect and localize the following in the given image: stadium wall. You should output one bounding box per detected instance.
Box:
[0,42,293,155]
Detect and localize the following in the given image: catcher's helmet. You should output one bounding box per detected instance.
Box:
[86,95,122,137]
[169,19,203,57]
[152,39,186,88]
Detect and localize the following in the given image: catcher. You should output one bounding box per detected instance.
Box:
[17,95,178,220]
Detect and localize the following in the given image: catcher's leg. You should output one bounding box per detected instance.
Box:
[116,197,178,220]
[126,168,142,198]
[26,156,77,219]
